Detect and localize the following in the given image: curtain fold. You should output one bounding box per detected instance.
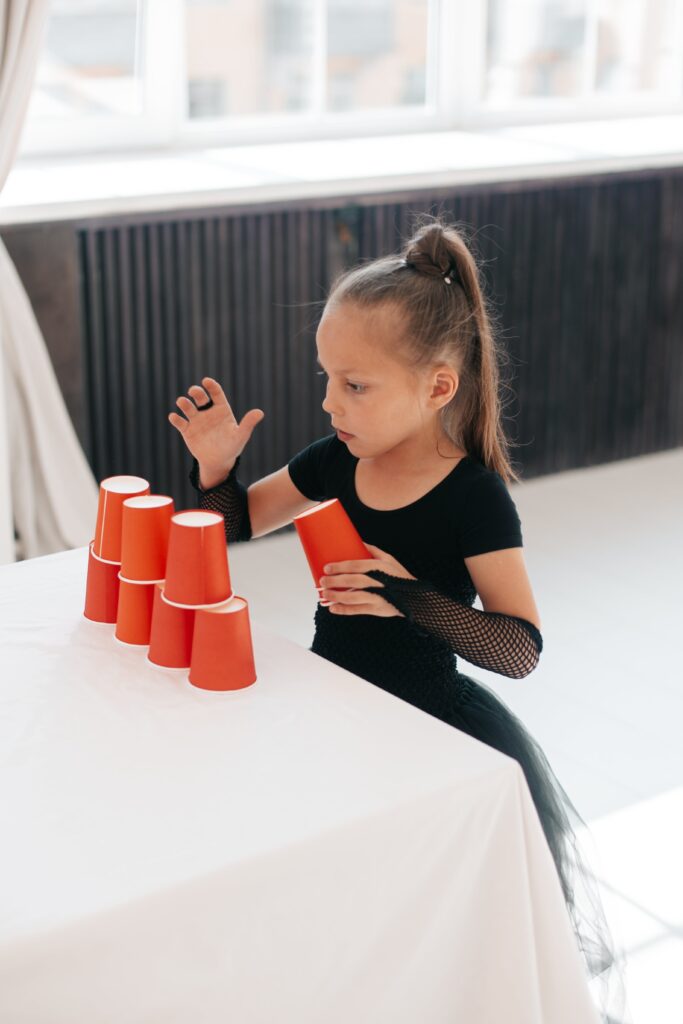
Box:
[0,0,98,562]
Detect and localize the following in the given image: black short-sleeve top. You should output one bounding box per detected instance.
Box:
[287,433,523,697]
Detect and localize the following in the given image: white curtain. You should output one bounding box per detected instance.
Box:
[0,0,98,563]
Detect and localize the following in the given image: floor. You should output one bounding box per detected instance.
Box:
[226,446,683,1024]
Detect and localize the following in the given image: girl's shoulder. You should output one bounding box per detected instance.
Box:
[456,453,512,490]
[449,456,524,557]
[287,433,350,501]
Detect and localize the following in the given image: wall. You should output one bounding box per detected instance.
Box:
[2,167,682,508]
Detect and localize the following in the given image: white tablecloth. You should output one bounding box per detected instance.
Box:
[0,548,600,1024]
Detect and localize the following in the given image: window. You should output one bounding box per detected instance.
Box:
[27,0,144,120]
[18,0,683,158]
[484,0,682,104]
[185,0,317,117]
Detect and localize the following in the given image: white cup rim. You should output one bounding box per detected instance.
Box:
[162,590,234,610]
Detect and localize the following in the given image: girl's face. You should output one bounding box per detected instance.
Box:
[316,301,440,458]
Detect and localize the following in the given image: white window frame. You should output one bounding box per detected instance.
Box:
[462,0,683,129]
[19,0,184,156]
[17,0,683,160]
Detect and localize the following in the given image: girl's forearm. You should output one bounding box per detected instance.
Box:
[189,458,252,542]
[366,571,543,679]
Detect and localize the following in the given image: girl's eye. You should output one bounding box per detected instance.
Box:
[316,370,365,395]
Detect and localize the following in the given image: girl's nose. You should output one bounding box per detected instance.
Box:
[322,386,340,415]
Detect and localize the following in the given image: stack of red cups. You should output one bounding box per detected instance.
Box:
[84,480,257,692]
[153,510,257,691]
[116,495,175,647]
[84,476,150,624]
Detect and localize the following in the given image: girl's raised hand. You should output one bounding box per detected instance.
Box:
[168,377,264,488]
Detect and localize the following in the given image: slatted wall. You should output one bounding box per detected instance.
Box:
[77,172,683,508]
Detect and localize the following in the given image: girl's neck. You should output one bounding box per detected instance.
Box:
[368,431,466,477]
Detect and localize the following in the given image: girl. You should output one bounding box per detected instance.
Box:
[169,216,626,1022]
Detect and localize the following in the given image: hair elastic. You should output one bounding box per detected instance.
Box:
[401,256,454,284]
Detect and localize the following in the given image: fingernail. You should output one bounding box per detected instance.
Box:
[324,564,331,572]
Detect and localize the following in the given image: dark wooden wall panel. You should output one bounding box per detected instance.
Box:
[2,166,682,512]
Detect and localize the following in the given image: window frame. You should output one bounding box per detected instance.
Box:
[17,0,683,160]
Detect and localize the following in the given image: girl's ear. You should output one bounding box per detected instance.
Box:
[429,367,458,407]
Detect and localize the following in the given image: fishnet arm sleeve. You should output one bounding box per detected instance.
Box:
[366,570,543,679]
[188,458,252,543]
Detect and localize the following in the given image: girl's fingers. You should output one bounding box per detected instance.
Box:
[318,573,379,590]
[201,377,230,406]
[176,396,198,418]
[323,559,381,575]
[238,408,265,442]
[168,412,188,433]
[321,588,371,606]
[188,384,211,407]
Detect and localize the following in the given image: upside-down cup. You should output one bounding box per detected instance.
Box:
[147,584,195,669]
[93,475,150,563]
[84,542,121,623]
[120,495,175,583]
[163,511,233,609]
[114,577,156,646]
[189,596,256,692]
[293,498,371,603]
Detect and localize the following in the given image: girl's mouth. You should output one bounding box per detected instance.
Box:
[336,429,354,442]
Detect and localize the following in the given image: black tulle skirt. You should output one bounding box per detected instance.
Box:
[449,671,629,1024]
[311,615,629,1022]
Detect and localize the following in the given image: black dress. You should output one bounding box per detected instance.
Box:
[193,436,627,1022]
[287,434,627,1023]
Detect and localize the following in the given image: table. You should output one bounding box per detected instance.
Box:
[0,548,600,1023]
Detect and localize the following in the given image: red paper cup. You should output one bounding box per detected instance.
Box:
[147,584,195,669]
[293,498,371,592]
[163,510,233,609]
[189,596,256,692]
[93,475,150,563]
[120,495,175,583]
[114,577,156,646]
[84,542,121,623]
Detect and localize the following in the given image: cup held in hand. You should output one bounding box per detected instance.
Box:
[147,584,195,669]
[84,542,121,623]
[93,475,150,563]
[115,577,156,646]
[163,511,233,609]
[293,498,371,595]
[189,597,256,691]
[120,495,175,582]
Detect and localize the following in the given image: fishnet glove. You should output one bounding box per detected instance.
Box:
[366,570,543,679]
[188,457,252,542]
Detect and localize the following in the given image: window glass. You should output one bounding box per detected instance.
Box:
[486,0,587,100]
[26,0,144,119]
[185,0,315,118]
[326,0,429,112]
[485,0,682,101]
[593,0,680,94]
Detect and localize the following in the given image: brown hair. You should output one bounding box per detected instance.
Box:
[324,213,521,484]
